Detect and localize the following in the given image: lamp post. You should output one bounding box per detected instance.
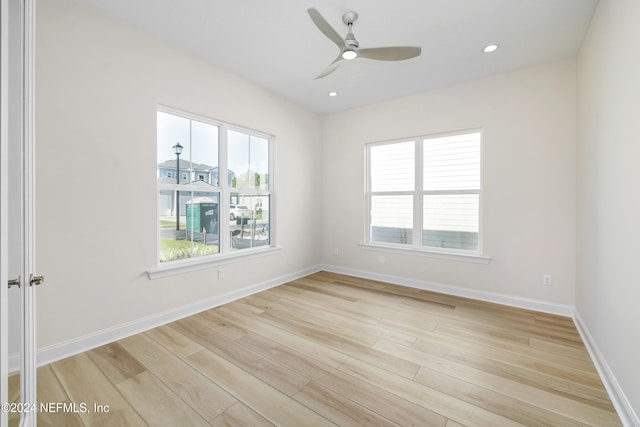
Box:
[173,142,183,233]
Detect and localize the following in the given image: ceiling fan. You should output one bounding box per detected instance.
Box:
[307,8,421,79]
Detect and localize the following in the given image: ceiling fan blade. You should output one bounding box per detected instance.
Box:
[315,55,344,79]
[358,46,422,61]
[307,8,345,49]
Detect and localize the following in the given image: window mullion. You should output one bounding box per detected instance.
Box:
[364,145,372,242]
[370,191,415,196]
[188,119,193,182]
[219,125,229,254]
[414,139,423,247]
[423,189,479,195]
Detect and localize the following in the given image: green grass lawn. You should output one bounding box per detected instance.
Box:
[160,239,218,262]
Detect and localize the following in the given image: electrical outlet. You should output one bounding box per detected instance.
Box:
[218,268,225,279]
[543,274,551,286]
[378,255,386,263]
[334,248,340,256]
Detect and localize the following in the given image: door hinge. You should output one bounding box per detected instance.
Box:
[8,276,21,289]
[29,275,44,286]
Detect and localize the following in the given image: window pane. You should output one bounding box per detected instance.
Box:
[423,132,480,191]
[159,191,219,262]
[423,194,478,250]
[191,120,219,185]
[157,112,190,185]
[230,194,269,251]
[157,112,219,187]
[370,141,414,192]
[228,130,269,189]
[250,136,269,190]
[370,195,413,244]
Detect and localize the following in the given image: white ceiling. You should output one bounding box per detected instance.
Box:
[76,0,598,115]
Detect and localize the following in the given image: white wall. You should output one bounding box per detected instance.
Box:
[577,0,640,419]
[322,59,577,307]
[34,0,322,349]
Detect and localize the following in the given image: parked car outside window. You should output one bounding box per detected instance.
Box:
[229,204,250,220]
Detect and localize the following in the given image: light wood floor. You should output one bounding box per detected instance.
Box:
[9,271,620,426]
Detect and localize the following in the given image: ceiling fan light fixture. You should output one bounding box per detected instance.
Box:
[342,49,357,60]
[483,44,499,53]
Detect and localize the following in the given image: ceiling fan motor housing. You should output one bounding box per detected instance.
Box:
[345,32,359,48]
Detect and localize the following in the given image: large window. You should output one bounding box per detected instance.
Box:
[366,130,481,253]
[157,108,272,263]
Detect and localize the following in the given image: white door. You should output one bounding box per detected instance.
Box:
[1,0,38,426]
[1,1,10,424]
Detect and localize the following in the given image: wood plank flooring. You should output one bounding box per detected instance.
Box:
[9,271,621,426]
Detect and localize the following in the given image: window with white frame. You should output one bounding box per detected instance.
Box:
[366,130,481,253]
[157,108,272,263]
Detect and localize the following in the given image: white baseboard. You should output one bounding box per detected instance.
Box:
[573,310,639,427]
[321,264,575,317]
[8,264,322,373]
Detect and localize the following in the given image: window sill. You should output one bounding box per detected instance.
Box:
[359,243,491,264]
[147,246,282,280]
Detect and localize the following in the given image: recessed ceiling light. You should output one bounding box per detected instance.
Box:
[328,91,339,97]
[483,44,499,53]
